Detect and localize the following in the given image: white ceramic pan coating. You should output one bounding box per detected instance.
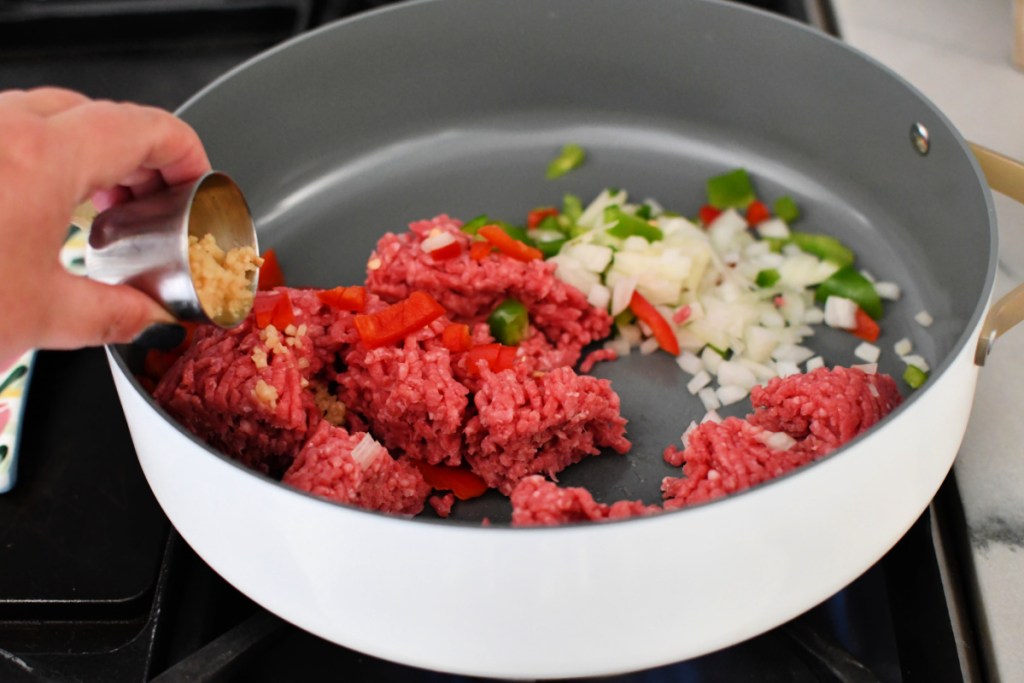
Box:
[105,0,1024,677]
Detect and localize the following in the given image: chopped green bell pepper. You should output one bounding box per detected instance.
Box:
[604,206,663,242]
[461,215,490,235]
[546,144,586,179]
[773,195,800,223]
[789,232,855,268]
[903,365,928,389]
[756,269,781,288]
[815,266,883,319]
[487,299,530,346]
[707,168,756,210]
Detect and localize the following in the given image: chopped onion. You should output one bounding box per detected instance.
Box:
[701,409,722,424]
[775,360,800,377]
[639,337,661,355]
[772,343,815,365]
[699,388,721,412]
[717,384,749,406]
[680,420,699,448]
[701,346,725,374]
[610,277,637,316]
[350,433,383,470]
[805,356,825,371]
[851,363,878,374]
[875,282,901,300]
[676,351,704,375]
[756,218,790,239]
[604,337,632,357]
[587,283,611,310]
[900,354,930,372]
[687,370,712,395]
[824,296,858,329]
[419,231,456,253]
[717,360,758,390]
[854,342,881,363]
[914,310,934,327]
[894,338,913,356]
[757,430,796,451]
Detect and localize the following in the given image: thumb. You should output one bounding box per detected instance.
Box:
[42,272,180,350]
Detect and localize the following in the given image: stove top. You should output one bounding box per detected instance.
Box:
[0,1,984,680]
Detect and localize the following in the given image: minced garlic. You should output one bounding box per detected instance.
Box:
[312,382,346,426]
[188,234,262,322]
[253,379,278,409]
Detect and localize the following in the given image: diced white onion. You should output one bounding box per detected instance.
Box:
[611,277,637,316]
[350,433,383,470]
[894,338,913,356]
[874,282,901,300]
[639,337,661,355]
[587,283,611,310]
[717,384,749,406]
[701,408,722,423]
[802,308,825,325]
[676,351,704,375]
[680,420,699,448]
[717,360,758,390]
[915,310,934,327]
[900,354,930,372]
[824,296,858,329]
[701,346,724,375]
[604,337,632,356]
[805,356,825,371]
[851,363,878,374]
[570,243,615,272]
[756,218,790,239]
[859,269,876,282]
[687,370,712,395]
[699,388,721,412]
[757,430,797,451]
[419,231,456,253]
[618,324,642,347]
[854,342,881,363]
[772,343,815,365]
[775,360,800,377]
[739,358,777,382]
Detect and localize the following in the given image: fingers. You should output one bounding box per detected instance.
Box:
[36,272,176,351]
[49,100,211,205]
[0,87,90,117]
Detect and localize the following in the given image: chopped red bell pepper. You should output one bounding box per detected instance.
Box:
[257,248,285,290]
[429,241,462,261]
[414,462,489,500]
[478,224,542,262]
[629,291,680,356]
[699,205,722,226]
[851,306,880,343]
[745,200,771,225]
[317,285,367,312]
[442,323,473,352]
[527,207,559,229]
[253,290,295,330]
[354,290,445,349]
[466,343,518,375]
[469,241,494,261]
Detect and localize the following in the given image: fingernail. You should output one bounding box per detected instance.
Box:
[133,322,186,350]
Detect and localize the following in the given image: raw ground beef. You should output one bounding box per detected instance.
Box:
[337,316,469,466]
[464,365,631,495]
[365,215,612,369]
[510,475,659,526]
[428,492,456,518]
[153,288,362,476]
[283,421,430,515]
[661,367,901,509]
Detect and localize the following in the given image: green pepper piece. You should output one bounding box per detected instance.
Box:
[706,343,732,359]
[461,215,490,235]
[614,309,636,328]
[755,269,781,288]
[789,232,854,267]
[604,206,663,242]
[903,365,928,389]
[707,168,756,210]
[530,229,567,258]
[635,204,652,220]
[815,266,883,319]
[488,299,530,345]
[773,196,800,223]
[546,144,586,179]
[562,194,583,222]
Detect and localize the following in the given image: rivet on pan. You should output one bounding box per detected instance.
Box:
[910,122,930,156]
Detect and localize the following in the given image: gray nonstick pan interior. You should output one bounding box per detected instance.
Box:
[154,0,993,523]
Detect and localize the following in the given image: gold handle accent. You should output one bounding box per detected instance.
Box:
[969,142,1024,365]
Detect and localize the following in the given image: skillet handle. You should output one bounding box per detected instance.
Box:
[968,142,1024,366]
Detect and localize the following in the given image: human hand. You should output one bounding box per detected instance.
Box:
[0,87,211,364]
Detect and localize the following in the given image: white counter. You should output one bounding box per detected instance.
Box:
[834,1,1024,679]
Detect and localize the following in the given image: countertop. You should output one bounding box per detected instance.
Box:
[834,1,1024,680]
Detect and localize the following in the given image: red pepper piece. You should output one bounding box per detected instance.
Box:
[441,323,472,352]
[466,343,518,375]
[257,248,285,290]
[629,291,680,356]
[527,207,559,229]
[429,241,462,261]
[478,225,542,262]
[415,462,489,500]
[699,205,722,226]
[851,306,880,343]
[354,290,445,349]
[745,200,771,225]
[470,241,494,261]
[253,290,296,329]
[317,285,367,312]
